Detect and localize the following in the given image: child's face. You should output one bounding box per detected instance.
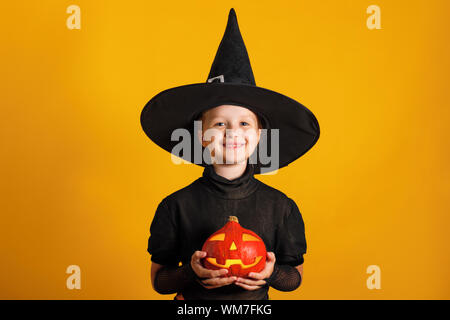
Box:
[197,105,262,165]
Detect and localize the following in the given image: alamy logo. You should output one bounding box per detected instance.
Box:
[366,5,382,30]
[66,5,81,30]
[366,265,381,289]
[66,265,81,290]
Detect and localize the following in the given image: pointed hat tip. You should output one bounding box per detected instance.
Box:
[229,8,236,17]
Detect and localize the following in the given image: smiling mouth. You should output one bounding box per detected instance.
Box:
[206,256,263,269]
[223,143,246,149]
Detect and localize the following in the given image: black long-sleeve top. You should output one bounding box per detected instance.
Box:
[147,163,307,300]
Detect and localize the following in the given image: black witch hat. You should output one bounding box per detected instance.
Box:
[140,8,320,174]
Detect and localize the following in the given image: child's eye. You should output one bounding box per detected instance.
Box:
[215,122,225,127]
[241,122,249,126]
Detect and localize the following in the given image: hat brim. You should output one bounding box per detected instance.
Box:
[140,82,320,174]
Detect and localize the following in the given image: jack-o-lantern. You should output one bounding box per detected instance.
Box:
[201,216,267,277]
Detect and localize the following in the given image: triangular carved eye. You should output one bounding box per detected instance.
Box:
[207,75,225,83]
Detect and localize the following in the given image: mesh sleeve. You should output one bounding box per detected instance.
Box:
[153,263,197,294]
[265,263,302,292]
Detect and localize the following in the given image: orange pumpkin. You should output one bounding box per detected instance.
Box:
[201,216,267,277]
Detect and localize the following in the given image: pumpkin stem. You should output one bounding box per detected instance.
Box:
[228,216,239,223]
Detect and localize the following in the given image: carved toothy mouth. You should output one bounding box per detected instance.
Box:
[205,256,263,269]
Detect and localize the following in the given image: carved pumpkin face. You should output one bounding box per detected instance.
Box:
[201,216,267,277]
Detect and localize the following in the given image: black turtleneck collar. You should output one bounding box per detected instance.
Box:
[199,163,260,200]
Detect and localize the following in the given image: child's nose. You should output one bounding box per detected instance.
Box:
[225,128,243,138]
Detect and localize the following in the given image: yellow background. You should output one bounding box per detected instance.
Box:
[1,0,449,299]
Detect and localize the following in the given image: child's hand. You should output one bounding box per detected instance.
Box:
[190,251,237,289]
[234,252,276,291]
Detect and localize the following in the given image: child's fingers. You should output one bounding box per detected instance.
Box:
[201,275,237,287]
[196,267,228,279]
[191,251,208,268]
[192,251,206,262]
[236,277,266,287]
[203,268,228,279]
[267,252,276,262]
[234,281,260,291]
[247,271,266,280]
[190,251,230,279]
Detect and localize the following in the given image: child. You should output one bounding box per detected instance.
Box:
[140,8,320,300]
